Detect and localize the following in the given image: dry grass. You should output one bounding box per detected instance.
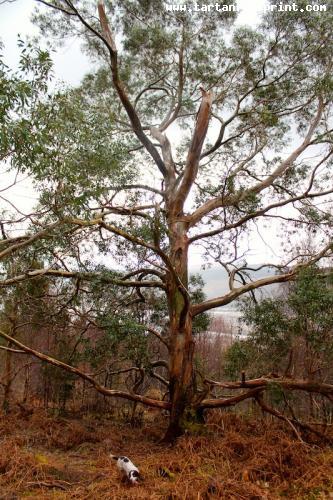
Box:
[0,409,332,499]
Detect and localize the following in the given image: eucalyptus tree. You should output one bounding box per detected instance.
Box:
[1,0,333,440]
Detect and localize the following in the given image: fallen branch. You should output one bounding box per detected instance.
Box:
[204,376,333,396]
[199,387,264,409]
[0,329,170,410]
[255,393,333,444]
[26,480,71,490]
[255,393,305,444]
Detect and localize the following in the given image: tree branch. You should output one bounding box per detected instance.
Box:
[0,221,62,261]
[172,88,213,214]
[199,387,264,409]
[192,240,333,315]
[204,376,333,396]
[255,392,332,444]
[189,175,333,241]
[146,326,169,348]
[189,98,325,226]
[96,1,167,177]
[0,329,170,410]
[0,345,25,354]
[35,0,75,15]
[0,268,165,290]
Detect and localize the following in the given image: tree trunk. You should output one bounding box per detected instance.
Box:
[22,364,31,404]
[164,322,195,441]
[163,220,195,442]
[3,348,13,412]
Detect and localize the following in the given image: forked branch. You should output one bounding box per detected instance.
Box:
[173,88,213,214]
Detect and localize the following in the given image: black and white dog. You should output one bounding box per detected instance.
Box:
[111,455,141,485]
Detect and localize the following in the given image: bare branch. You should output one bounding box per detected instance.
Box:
[192,241,333,315]
[96,1,167,177]
[35,0,75,15]
[189,178,333,241]
[0,345,25,354]
[244,97,325,198]
[173,88,213,214]
[108,367,142,376]
[0,221,62,261]
[0,268,166,290]
[0,329,170,410]
[204,376,333,396]
[189,98,325,226]
[199,387,264,409]
[159,30,185,131]
[150,370,169,387]
[256,392,333,444]
[146,326,169,348]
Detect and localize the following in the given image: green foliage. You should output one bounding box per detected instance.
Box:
[260,107,279,127]
[288,267,333,354]
[0,39,53,168]
[31,86,135,216]
[27,0,333,240]
[0,255,50,325]
[223,339,254,381]
[25,0,333,222]
[84,314,149,369]
[1,38,136,219]
[224,266,333,379]
[189,275,210,334]
[242,297,291,358]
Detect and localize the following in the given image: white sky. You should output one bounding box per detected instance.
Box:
[0,0,297,267]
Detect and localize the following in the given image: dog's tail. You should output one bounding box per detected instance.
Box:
[110,454,119,460]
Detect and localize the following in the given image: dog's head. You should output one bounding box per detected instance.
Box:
[128,470,141,485]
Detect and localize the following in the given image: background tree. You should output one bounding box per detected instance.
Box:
[223,266,333,428]
[0,0,332,441]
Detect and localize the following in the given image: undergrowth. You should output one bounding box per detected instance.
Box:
[0,409,332,499]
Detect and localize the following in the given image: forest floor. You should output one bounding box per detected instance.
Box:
[0,408,332,499]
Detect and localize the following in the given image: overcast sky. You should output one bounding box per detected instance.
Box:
[0,0,288,267]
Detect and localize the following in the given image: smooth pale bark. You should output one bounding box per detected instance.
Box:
[163,89,214,440]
